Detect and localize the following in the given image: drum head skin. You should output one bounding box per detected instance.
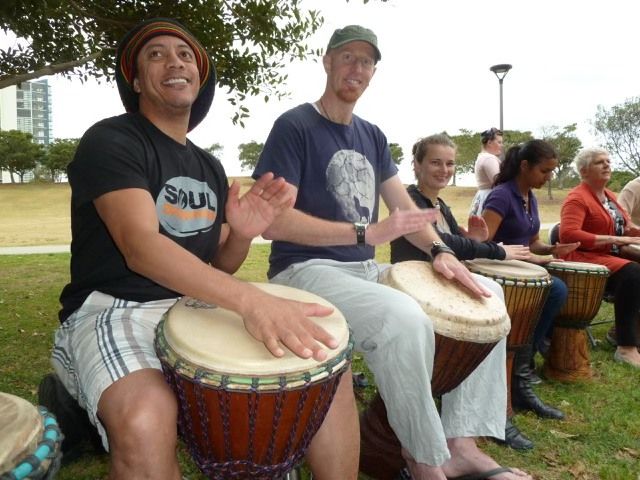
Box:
[162,283,350,376]
[381,261,510,343]
[546,260,609,274]
[0,392,43,473]
[465,258,550,280]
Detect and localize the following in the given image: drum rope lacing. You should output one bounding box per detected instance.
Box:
[0,407,63,480]
[156,324,355,479]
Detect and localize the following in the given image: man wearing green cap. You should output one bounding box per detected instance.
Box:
[255,25,532,480]
[42,18,354,480]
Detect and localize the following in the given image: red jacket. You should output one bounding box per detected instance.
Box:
[559,182,631,273]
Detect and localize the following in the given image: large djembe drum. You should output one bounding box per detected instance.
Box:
[543,261,609,381]
[155,284,353,480]
[0,392,63,480]
[465,259,551,416]
[359,261,510,480]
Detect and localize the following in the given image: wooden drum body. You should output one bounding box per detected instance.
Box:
[359,261,510,480]
[465,259,551,416]
[155,284,353,479]
[543,261,609,382]
[0,392,63,480]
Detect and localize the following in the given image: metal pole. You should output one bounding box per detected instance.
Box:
[498,78,504,131]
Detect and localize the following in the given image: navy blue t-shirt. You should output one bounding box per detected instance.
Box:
[254,103,397,278]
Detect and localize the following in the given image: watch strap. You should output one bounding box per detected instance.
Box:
[430,242,456,258]
[355,223,366,245]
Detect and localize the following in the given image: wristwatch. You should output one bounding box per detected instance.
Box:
[354,222,368,245]
[430,240,456,258]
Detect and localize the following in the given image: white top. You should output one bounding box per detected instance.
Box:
[474,151,501,190]
[617,176,640,225]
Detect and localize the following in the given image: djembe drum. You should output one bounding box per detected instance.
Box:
[155,284,353,480]
[359,261,510,480]
[543,261,609,381]
[465,259,551,416]
[0,392,63,480]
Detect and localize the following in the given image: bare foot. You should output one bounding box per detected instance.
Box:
[401,447,447,480]
[615,347,640,367]
[441,438,532,480]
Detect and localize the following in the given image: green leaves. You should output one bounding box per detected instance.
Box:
[0,0,324,120]
[594,97,640,175]
[237,140,264,172]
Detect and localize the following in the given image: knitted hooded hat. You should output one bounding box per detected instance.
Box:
[115,18,216,132]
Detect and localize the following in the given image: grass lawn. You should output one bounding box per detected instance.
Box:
[0,180,570,248]
[1,183,639,479]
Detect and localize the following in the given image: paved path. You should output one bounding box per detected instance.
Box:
[0,236,273,255]
[0,226,560,256]
[1,225,559,256]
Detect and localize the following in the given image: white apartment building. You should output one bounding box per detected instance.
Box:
[0,79,53,182]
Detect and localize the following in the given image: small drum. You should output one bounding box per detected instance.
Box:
[359,261,510,480]
[465,259,551,416]
[543,261,609,382]
[0,392,63,480]
[155,284,353,479]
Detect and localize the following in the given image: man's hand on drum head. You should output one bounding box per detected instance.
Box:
[432,253,492,298]
[240,294,338,361]
[366,208,438,245]
[501,244,532,261]
[225,172,296,240]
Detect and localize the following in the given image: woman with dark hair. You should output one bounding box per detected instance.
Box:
[560,147,640,367]
[483,140,579,421]
[470,127,504,216]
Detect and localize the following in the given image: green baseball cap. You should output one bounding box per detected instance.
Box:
[326,25,381,62]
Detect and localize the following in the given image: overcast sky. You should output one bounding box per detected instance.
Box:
[6,0,640,183]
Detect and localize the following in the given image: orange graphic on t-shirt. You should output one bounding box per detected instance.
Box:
[163,203,216,221]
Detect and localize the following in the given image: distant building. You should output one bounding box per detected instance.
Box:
[0,79,53,183]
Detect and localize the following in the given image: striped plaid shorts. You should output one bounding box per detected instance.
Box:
[51,291,178,450]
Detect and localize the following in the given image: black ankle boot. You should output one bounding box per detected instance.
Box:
[529,356,542,385]
[38,373,104,461]
[500,418,534,450]
[512,346,564,420]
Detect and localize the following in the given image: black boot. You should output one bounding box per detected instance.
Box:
[529,355,542,385]
[38,373,104,462]
[512,346,564,420]
[501,418,534,450]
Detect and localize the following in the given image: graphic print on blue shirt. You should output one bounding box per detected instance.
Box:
[326,149,374,223]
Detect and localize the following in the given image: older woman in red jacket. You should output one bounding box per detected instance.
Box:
[560,147,640,367]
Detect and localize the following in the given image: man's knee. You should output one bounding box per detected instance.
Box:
[99,371,178,450]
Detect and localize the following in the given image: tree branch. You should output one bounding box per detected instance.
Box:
[0,51,103,89]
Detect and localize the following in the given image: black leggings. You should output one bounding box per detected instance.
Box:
[606,262,640,346]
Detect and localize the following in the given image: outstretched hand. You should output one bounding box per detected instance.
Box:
[241,292,339,361]
[502,244,532,261]
[459,215,489,242]
[225,172,295,240]
[366,208,438,245]
[551,241,580,258]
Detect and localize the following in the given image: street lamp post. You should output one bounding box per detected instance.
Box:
[489,63,512,130]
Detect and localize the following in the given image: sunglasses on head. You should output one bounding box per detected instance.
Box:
[481,128,503,140]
